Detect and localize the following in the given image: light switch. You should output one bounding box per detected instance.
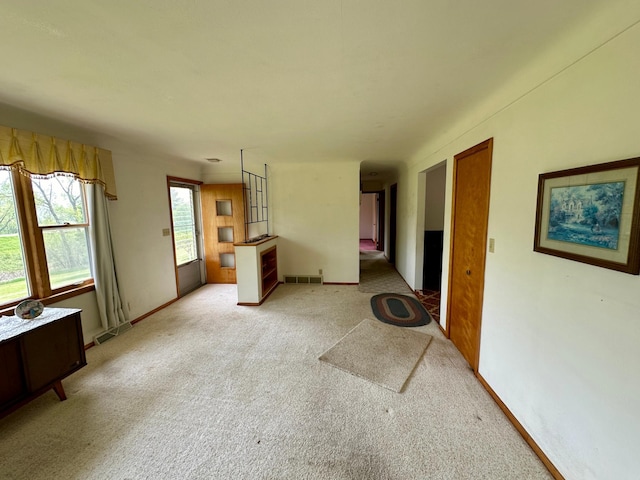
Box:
[489,238,495,253]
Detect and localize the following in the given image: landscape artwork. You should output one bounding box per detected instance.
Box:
[547,181,624,250]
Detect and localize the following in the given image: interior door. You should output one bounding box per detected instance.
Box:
[447,138,493,371]
[169,180,204,297]
[201,184,245,284]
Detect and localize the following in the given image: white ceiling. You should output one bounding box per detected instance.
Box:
[0,1,609,175]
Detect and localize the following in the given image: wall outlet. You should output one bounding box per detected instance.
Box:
[319,268,323,275]
[162,228,171,237]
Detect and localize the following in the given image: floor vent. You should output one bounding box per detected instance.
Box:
[284,275,323,285]
[94,322,133,345]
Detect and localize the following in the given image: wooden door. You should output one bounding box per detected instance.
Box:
[201,184,245,284]
[447,138,493,371]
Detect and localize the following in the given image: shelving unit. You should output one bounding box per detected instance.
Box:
[260,246,278,298]
[235,236,278,305]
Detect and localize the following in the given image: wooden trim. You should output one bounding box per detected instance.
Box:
[42,283,96,305]
[130,298,179,325]
[475,372,565,480]
[1,283,96,316]
[166,176,203,186]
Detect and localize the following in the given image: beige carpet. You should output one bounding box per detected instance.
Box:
[319,319,432,392]
[0,284,552,479]
[359,250,412,294]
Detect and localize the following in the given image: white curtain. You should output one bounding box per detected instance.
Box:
[87,184,129,329]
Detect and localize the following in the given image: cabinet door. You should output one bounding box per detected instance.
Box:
[0,339,27,408]
[22,314,84,392]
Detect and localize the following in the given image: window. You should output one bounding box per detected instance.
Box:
[170,185,198,265]
[0,170,29,304]
[0,170,93,309]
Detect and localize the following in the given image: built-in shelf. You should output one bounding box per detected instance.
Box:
[261,246,278,296]
[235,236,279,306]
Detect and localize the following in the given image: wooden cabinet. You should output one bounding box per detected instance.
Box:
[0,308,86,418]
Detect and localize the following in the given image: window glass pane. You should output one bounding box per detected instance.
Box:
[43,228,92,289]
[0,170,29,303]
[32,176,87,226]
[170,186,197,265]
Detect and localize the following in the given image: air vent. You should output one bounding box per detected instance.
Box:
[94,322,133,345]
[284,275,323,285]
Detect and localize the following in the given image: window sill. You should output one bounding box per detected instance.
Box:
[0,283,96,316]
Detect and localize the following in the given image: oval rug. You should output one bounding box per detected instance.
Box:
[370,293,432,327]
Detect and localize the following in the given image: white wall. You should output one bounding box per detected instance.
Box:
[270,161,360,283]
[398,11,640,480]
[108,150,202,319]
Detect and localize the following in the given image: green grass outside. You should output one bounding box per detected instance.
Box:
[0,277,28,304]
[0,235,25,272]
[0,269,90,305]
[0,236,91,305]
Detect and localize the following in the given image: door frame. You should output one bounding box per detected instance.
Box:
[389,183,398,264]
[167,176,205,297]
[445,138,493,372]
[376,190,385,251]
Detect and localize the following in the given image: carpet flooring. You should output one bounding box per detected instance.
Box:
[0,285,551,479]
[359,239,377,251]
[359,250,411,294]
[319,318,433,392]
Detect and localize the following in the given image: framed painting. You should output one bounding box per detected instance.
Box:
[534,157,640,274]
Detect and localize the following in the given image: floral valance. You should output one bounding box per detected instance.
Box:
[0,125,117,199]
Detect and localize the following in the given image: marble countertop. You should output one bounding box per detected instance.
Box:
[0,307,82,342]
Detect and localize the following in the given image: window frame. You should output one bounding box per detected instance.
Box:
[0,169,94,314]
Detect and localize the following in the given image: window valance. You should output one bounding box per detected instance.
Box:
[0,125,117,199]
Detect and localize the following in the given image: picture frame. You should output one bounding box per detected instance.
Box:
[534,157,640,274]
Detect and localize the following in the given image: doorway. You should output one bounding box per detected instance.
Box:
[168,178,205,297]
[446,138,493,371]
[415,162,447,324]
[359,191,385,252]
